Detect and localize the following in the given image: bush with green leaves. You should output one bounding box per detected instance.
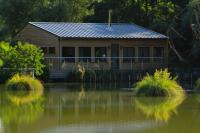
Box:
[135,69,184,97]
[71,63,86,81]
[0,59,3,67]
[0,41,45,82]
[84,69,96,82]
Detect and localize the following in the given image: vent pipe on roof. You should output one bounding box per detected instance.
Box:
[108,9,112,27]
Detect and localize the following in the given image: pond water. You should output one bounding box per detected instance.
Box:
[0,83,200,133]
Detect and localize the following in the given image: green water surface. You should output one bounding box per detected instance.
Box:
[0,83,199,133]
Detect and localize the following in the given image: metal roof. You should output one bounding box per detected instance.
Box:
[29,22,168,39]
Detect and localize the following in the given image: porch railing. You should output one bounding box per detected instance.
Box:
[44,57,167,71]
[0,68,35,78]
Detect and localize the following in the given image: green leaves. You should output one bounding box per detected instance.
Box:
[0,41,45,76]
[0,0,94,40]
[0,59,3,67]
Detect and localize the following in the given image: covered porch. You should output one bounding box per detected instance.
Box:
[44,44,167,72]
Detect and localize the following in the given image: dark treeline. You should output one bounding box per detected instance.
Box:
[0,0,200,66]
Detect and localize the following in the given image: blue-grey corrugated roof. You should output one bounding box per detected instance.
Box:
[29,22,168,39]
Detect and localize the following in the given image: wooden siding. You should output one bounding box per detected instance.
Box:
[15,24,59,57]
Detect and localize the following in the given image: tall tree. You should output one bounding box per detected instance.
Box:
[182,0,200,61]
[85,0,176,32]
[0,0,93,40]
[0,0,40,38]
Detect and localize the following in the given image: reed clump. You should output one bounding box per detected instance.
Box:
[135,69,185,97]
[6,74,44,91]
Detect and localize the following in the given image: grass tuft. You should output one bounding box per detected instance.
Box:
[134,69,185,97]
[6,74,44,91]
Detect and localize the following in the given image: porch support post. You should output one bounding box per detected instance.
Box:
[75,47,79,63]
[119,46,123,69]
[58,37,61,70]
[150,46,154,66]
[165,41,169,67]
[91,47,95,63]
[107,46,111,70]
[135,47,139,63]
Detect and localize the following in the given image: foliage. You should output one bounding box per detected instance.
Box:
[0,0,94,39]
[86,0,176,30]
[6,74,44,91]
[0,0,40,38]
[135,94,185,122]
[0,41,45,76]
[194,78,200,92]
[72,63,86,81]
[37,65,50,82]
[0,59,3,67]
[184,0,200,61]
[84,69,96,82]
[0,0,200,66]
[135,69,184,97]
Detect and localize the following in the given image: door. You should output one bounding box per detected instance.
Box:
[111,44,119,69]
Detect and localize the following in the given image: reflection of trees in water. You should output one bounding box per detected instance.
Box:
[0,90,44,124]
[135,95,185,122]
[195,94,200,103]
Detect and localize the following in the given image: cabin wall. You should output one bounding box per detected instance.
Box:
[15,24,59,57]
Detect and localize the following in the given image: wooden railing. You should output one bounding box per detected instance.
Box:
[44,57,166,71]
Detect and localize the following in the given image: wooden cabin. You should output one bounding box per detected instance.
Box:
[16,22,168,78]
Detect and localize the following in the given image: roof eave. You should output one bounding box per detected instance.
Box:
[60,37,169,40]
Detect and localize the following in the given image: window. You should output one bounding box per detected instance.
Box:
[139,47,150,62]
[95,47,107,62]
[41,47,56,54]
[153,47,164,62]
[123,47,135,62]
[79,47,91,62]
[62,47,75,62]
[49,47,56,54]
[41,47,48,54]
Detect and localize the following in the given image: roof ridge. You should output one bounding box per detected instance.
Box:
[29,22,132,25]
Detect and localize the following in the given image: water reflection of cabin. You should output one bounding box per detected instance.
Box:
[16,22,168,77]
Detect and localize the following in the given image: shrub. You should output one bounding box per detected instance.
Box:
[6,74,44,91]
[194,78,200,92]
[72,63,86,81]
[0,41,45,82]
[84,69,96,82]
[0,69,14,83]
[0,59,3,67]
[135,69,184,97]
[37,66,50,82]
